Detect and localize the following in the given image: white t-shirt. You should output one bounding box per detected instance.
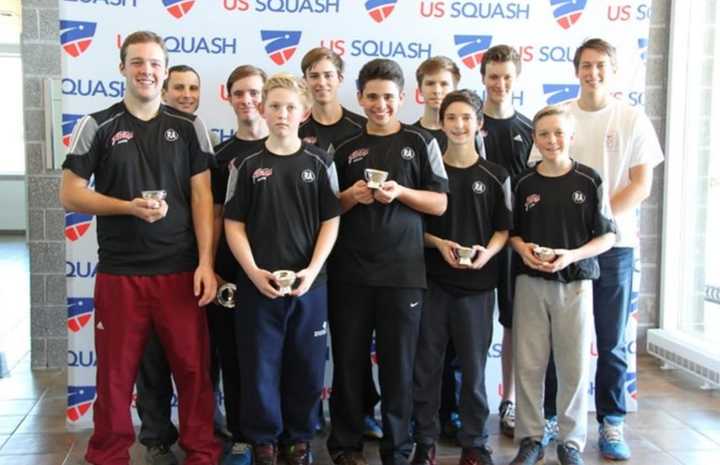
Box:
[530,99,664,248]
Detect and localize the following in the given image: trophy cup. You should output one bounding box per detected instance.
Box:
[364,168,389,189]
[141,190,167,203]
[455,246,475,267]
[273,270,297,296]
[533,246,556,262]
[216,283,237,309]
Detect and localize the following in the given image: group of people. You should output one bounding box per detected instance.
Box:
[59,30,663,465]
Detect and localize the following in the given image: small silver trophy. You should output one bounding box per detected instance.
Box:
[364,168,389,189]
[141,190,167,203]
[533,246,556,262]
[455,246,475,267]
[216,283,237,309]
[273,270,297,296]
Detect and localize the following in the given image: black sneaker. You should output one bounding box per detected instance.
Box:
[498,400,515,438]
[144,445,178,465]
[557,443,584,465]
[254,443,277,465]
[411,443,437,465]
[459,446,494,465]
[508,438,544,465]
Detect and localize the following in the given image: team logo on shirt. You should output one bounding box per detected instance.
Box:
[365,0,398,23]
[454,35,492,69]
[472,181,486,194]
[400,147,415,160]
[162,0,195,19]
[550,0,586,30]
[572,191,586,204]
[605,130,619,152]
[164,128,179,142]
[302,136,317,145]
[348,148,369,164]
[111,131,134,146]
[525,193,540,211]
[67,385,96,422]
[252,167,273,183]
[60,20,97,58]
[301,169,316,183]
[261,30,302,65]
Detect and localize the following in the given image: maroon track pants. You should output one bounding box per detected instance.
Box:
[85,272,221,465]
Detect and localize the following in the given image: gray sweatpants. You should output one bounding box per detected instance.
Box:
[513,274,592,451]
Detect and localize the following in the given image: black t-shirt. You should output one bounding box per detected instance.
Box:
[223,143,341,288]
[482,112,533,177]
[426,158,512,293]
[62,101,214,275]
[511,161,616,283]
[330,125,449,288]
[211,136,266,282]
[299,107,366,152]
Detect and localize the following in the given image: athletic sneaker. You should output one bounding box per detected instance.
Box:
[254,444,277,465]
[458,446,494,465]
[222,442,253,465]
[540,415,559,446]
[284,442,312,465]
[508,438,544,465]
[498,400,515,438]
[411,443,436,465]
[362,415,383,439]
[598,415,631,460]
[331,451,368,465]
[557,443,584,465]
[144,445,178,465]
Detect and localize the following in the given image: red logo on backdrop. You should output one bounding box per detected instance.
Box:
[454,35,492,69]
[60,20,97,58]
[163,0,195,18]
[365,0,398,23]
[261,30,302,65]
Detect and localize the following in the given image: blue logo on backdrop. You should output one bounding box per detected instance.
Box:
[365,0,398,23]
[261,30,302,65]
[67,297,95,333]
[638,37,648,62]
[625,372,638,400]
[62,78,125,98]
[68,350,97,367]
[62,114,84,147]
[60,20,97,57]
[66,261,98,278]
[163,0,195,18]
[349,39,432,60]
[252,0,340,13]
[543,84,579,104]
[454,35,492,69]
[64,0,138,6]
[421,1,531,19]
[67,386,97,422]
[550,0,586,29]
[163,35,238,55]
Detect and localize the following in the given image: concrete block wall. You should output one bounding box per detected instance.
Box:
[23,0,671,367]
[22,0,67,369]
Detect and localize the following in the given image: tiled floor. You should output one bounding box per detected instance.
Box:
[0,354,718,465]
[0,235,30,373]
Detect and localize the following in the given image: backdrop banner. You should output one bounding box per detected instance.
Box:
[63,0,650,427]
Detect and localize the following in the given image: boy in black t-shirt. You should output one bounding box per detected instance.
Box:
[299,47,366,152]
[224,74,340,465]
[326,59,448,465]
[60,31,221,465]
[507,106,615,465]
[210,64,269,465]
[412,90,511,465]
[412,56,460,152]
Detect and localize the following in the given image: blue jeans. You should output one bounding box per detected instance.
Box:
[593,247,634,423]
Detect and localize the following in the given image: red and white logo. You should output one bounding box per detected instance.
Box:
[348,148,369,164]
[252,167,273,183]
[111,131,134,146]
[525,193,540,211]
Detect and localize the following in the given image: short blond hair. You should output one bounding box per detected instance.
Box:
[262,73,312,108]
[532,104,575,135]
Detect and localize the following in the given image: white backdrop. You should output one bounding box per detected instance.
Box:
[63,0,650,427]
